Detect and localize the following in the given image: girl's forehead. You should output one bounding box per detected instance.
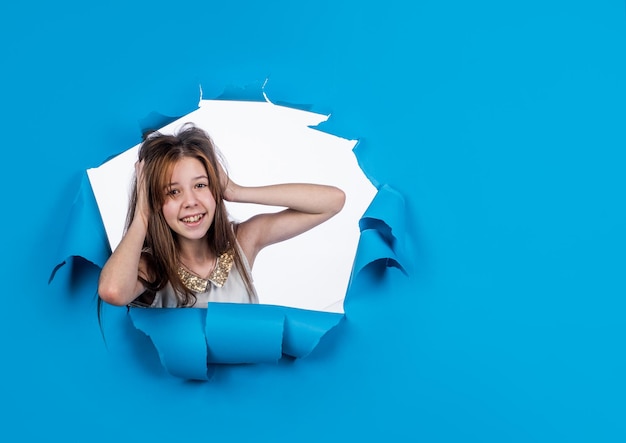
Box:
[168,156,209,179]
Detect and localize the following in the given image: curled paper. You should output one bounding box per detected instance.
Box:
[359,184,406,247]
[130,304,344,381]
[130,308,211,380]
[49,174,111,284]
[351,184,408,282]
[50,91,409,380]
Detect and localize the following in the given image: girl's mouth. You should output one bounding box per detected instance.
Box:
[181,214,204,223]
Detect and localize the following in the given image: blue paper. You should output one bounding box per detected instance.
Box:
[49,95,410,380]
[49,173,111,284]
[129,308,211,381]
[205,303,285,364]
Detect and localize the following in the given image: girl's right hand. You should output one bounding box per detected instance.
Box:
[134,160,150,226]
[98,159,151,306]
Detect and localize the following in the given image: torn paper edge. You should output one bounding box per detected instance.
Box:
[49,81,411,380]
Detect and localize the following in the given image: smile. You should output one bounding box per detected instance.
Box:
[181,214,204,223]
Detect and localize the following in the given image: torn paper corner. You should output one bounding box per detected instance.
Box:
[351,184,410,282]
[359,184,406,246]
[49,172,111,285]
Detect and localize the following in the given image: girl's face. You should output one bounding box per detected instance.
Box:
[161,156,216,241]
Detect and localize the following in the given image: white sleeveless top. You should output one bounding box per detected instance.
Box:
[147,241,258,308]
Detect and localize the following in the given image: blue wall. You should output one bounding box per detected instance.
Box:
[2,1,625,441]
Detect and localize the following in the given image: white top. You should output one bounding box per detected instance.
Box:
[142,241,258,308]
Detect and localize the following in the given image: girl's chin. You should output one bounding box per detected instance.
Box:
[176,233,209,243]
[174,224,210,239]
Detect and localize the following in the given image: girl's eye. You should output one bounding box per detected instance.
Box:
[166,188,180,196]
[196,183,208,189]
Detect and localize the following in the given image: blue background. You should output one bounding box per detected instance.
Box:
[2,0,625,441]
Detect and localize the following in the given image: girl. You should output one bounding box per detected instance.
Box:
[98,123,345,308]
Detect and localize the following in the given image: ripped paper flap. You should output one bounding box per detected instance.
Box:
[130,308,211,380]
[351,184,408,281]
[49,174,110,283]
[205,303,285,364]
[129,303,343,379]
[359,184,406,247]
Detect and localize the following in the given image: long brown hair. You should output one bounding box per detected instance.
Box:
[128,123,254,306]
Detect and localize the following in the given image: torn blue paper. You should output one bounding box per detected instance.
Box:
[49,174,111,284]
[359,184,406,247]
[351,184,408,283]
[129,304,344,380]
[50,91,409,380]
[130,308,211,380]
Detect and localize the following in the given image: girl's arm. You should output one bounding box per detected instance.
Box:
[98,162,149,306]
[223,173,345,267]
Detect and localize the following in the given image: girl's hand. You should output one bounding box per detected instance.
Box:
[98,159,152,307]
[134,160,150,226]
[218,161,238,202]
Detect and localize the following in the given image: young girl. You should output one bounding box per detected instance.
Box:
[98,123,345,308]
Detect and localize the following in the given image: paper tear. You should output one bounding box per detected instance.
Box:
[213,79,268,102]
[261,77,271,103]
[137,111,182,136]
[129,303,344,379]
[49,174,110,284]
[49,84,411,380]
[359,184,406,245]
[130,308,212,381]
[347,183,409,289]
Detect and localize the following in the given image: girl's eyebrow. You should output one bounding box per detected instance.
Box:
[166,176,209,187]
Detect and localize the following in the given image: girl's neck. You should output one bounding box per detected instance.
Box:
[177,238,215,266]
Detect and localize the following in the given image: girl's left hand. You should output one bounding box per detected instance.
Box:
[217,161,238,202]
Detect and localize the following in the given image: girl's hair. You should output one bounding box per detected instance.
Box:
[129,122,254,306]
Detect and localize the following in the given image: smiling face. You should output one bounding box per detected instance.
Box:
[161,156,217,242]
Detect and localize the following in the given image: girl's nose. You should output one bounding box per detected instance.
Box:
[183,193,198,207]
